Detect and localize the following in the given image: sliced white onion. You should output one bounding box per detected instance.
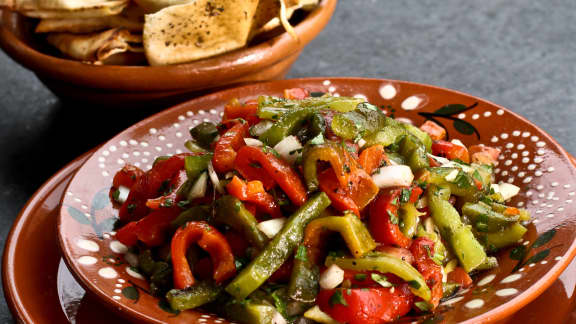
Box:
[272,311,287,324]
[207,161,224,194]
[244,138,264,147]
[319,264,345,290]
[451,139,466,148]
[273,135,302,164]
[444,169,459,182]
[188,172,208,200]
[428,153,473,173]
[372,165,414,188]
[116,185,130,204]
[491,183,520,201]
[357,138,367,148]
[251,120,274,136]
[257,218,287,239]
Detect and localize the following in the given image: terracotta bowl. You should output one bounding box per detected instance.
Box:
[58,78,576,323]
[0,0,336,108]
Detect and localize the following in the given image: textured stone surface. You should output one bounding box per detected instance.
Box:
[0,0,574,321]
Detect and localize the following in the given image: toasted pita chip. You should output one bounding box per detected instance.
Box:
[46,28,143,62]
[249,0,318,39]
[143,0,259,66]
[36,13,143,33]
[1,0,129,18]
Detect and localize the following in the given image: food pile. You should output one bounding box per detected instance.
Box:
[109,89,529,323]
[0,0,318,65]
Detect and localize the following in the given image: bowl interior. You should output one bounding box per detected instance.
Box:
[58,78,576,323]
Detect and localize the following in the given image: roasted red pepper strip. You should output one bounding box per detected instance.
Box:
[212,122,249,173]
[447,267,473,289]
[223,99,260,125]
[368,189,412,248]
[113,164,144,189]
[318,168,360,216]
[145,169,187,210]
[284,88,309,100]
[234,155,277,190]
[171,221,236,289]
[116,207,180,247]
[359,144,387,175]
[431,140,470,163]
[234,146,307,206]
[409,237,443,309]
[119,154,191,222]
[317,286,414,324]
[226,176,282,218]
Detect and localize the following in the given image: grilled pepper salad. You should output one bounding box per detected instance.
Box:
[110,88,529,324]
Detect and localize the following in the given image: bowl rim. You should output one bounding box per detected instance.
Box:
[0,0,337,92]
[57,77,576,324]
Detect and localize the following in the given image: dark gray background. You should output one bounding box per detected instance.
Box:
[1,0,575,322]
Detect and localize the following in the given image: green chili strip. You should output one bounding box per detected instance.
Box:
[325,252,431,301]
[225,192,331,300]
[214,196,268,250]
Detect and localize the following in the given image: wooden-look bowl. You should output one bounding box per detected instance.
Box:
[0,0,336,108]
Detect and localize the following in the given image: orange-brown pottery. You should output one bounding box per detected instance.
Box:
[57,78,576,323]
[0,0,336,108]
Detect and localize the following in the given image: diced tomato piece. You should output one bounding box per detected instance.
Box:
[447,267,473,289]
[432,140,470,163]
[419,120,446,141]
[284,88,310,100]
[469,144,501,165]
[113,164,144,189]
[317,286,414,324]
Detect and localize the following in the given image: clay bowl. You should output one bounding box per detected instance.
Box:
[0,0,336,108]
[58,78,576,323]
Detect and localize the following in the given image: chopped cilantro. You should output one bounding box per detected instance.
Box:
[177,200,190,209]
[249,162,262,168]
[309,134,325,145]
[354,273,367,281]
[112,189,121,202]
[415,301,431,312]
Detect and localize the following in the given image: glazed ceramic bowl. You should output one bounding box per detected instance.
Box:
[58,78,576,323]
[0,0,336,108]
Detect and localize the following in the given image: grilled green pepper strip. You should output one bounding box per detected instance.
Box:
[478,223,528,251]
[325,253,431,301]
[490,202,531,221]
[288,251,319,303]
[224,299,281,324]
[189,122,219,148]
[225,192,331,300]
[330,104,387,140]
[257,106,290,120]
[304,213,377,258]
[471,163,493,189]
[184,140,209,154]
[260,109,324,146]
[184,154,213,181]
[399,134,429,171]
[171,205,210,229]
[214,196,268,250]
[428,186,487,272]
[166,281,222,310]
[402,123,432,152]
[302,144,346,192]
[426,167,480,200]
[462,202,519,232]
[399,203,423,238]
[258,95,364,113]
[416,224,447,264]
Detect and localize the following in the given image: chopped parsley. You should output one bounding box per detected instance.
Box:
[371,273,394,288]
[295,245,308,262]
[329,290,348,307]
[387,210,399,225]
[415,301,431,312]
[400,188,412,203]
[354,273,367,281]
[407,280,421,289]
